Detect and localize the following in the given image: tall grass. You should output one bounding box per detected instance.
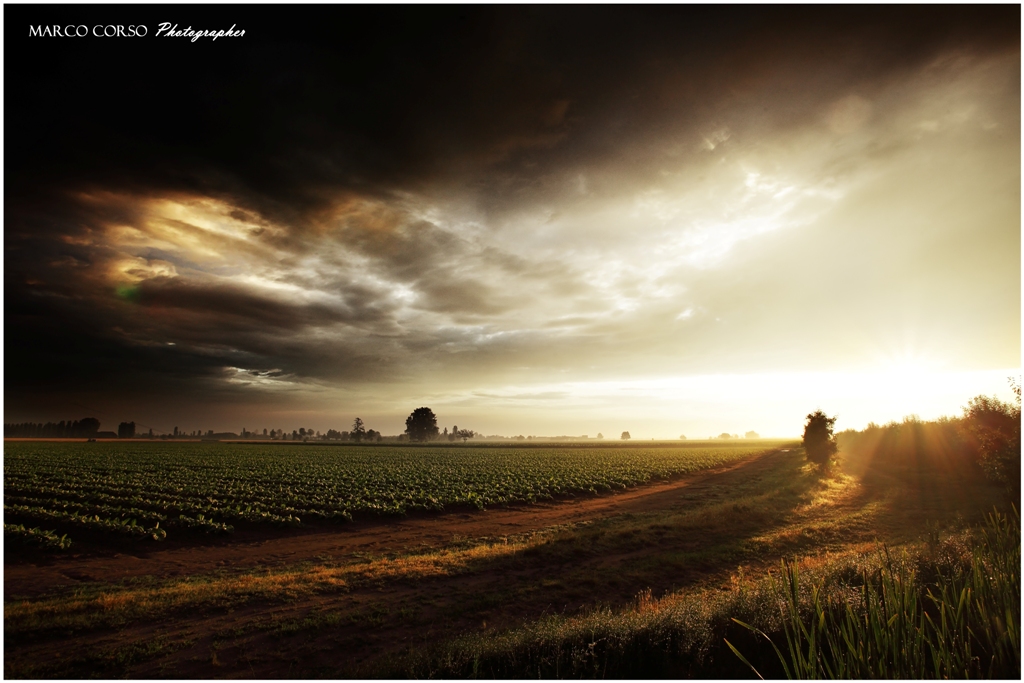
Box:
[732,509,1020,679]
[382,510,1019,679]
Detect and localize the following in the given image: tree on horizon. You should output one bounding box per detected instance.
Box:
[405,407,439,442]
[351,417,366,442]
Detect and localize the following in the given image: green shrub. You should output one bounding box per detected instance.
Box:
[961,386,1021,499]
[803,410,838,465]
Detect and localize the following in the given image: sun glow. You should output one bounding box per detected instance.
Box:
[411,367,1020,441]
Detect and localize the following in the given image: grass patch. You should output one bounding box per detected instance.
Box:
[4,523,577,638]
[379,509,1019,679]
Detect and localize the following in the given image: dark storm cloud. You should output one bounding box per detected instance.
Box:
[7,6,1016,217]
[134,278,385,331]
[3,170,592,414]
[4,196,400,405]
[4,5,1019,426]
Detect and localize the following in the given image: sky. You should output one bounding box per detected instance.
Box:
[4,5,1020,438]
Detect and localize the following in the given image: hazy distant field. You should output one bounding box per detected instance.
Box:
[4,441,784,545]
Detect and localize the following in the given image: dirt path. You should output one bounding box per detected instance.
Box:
[5,450,777,598]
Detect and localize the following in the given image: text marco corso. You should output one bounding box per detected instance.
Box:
[28,22,244,42]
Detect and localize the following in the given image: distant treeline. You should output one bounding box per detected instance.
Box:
[5,418,102,438]
[838,387,1020,498]
[3,418,137,439]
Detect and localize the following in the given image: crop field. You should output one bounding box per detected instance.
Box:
[3,441,780,546]
[4,430,1016,680]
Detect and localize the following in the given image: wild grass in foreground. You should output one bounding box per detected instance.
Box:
[732,508,1019,679]
[382,509,1020,679]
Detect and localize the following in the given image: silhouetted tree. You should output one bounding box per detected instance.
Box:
[621,431,631,440]
[803,409,838,464]
[54,417,102,438]
[118,421,136,439]
[961,380,1021,498]
[351,417,366,442]
[456,429,475,442]
[405,407,439,442]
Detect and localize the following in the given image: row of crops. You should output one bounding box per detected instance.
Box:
[3,441,781,547]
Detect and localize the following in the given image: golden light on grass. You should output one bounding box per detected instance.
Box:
[6,531,551,630]
[799,469,858,511]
